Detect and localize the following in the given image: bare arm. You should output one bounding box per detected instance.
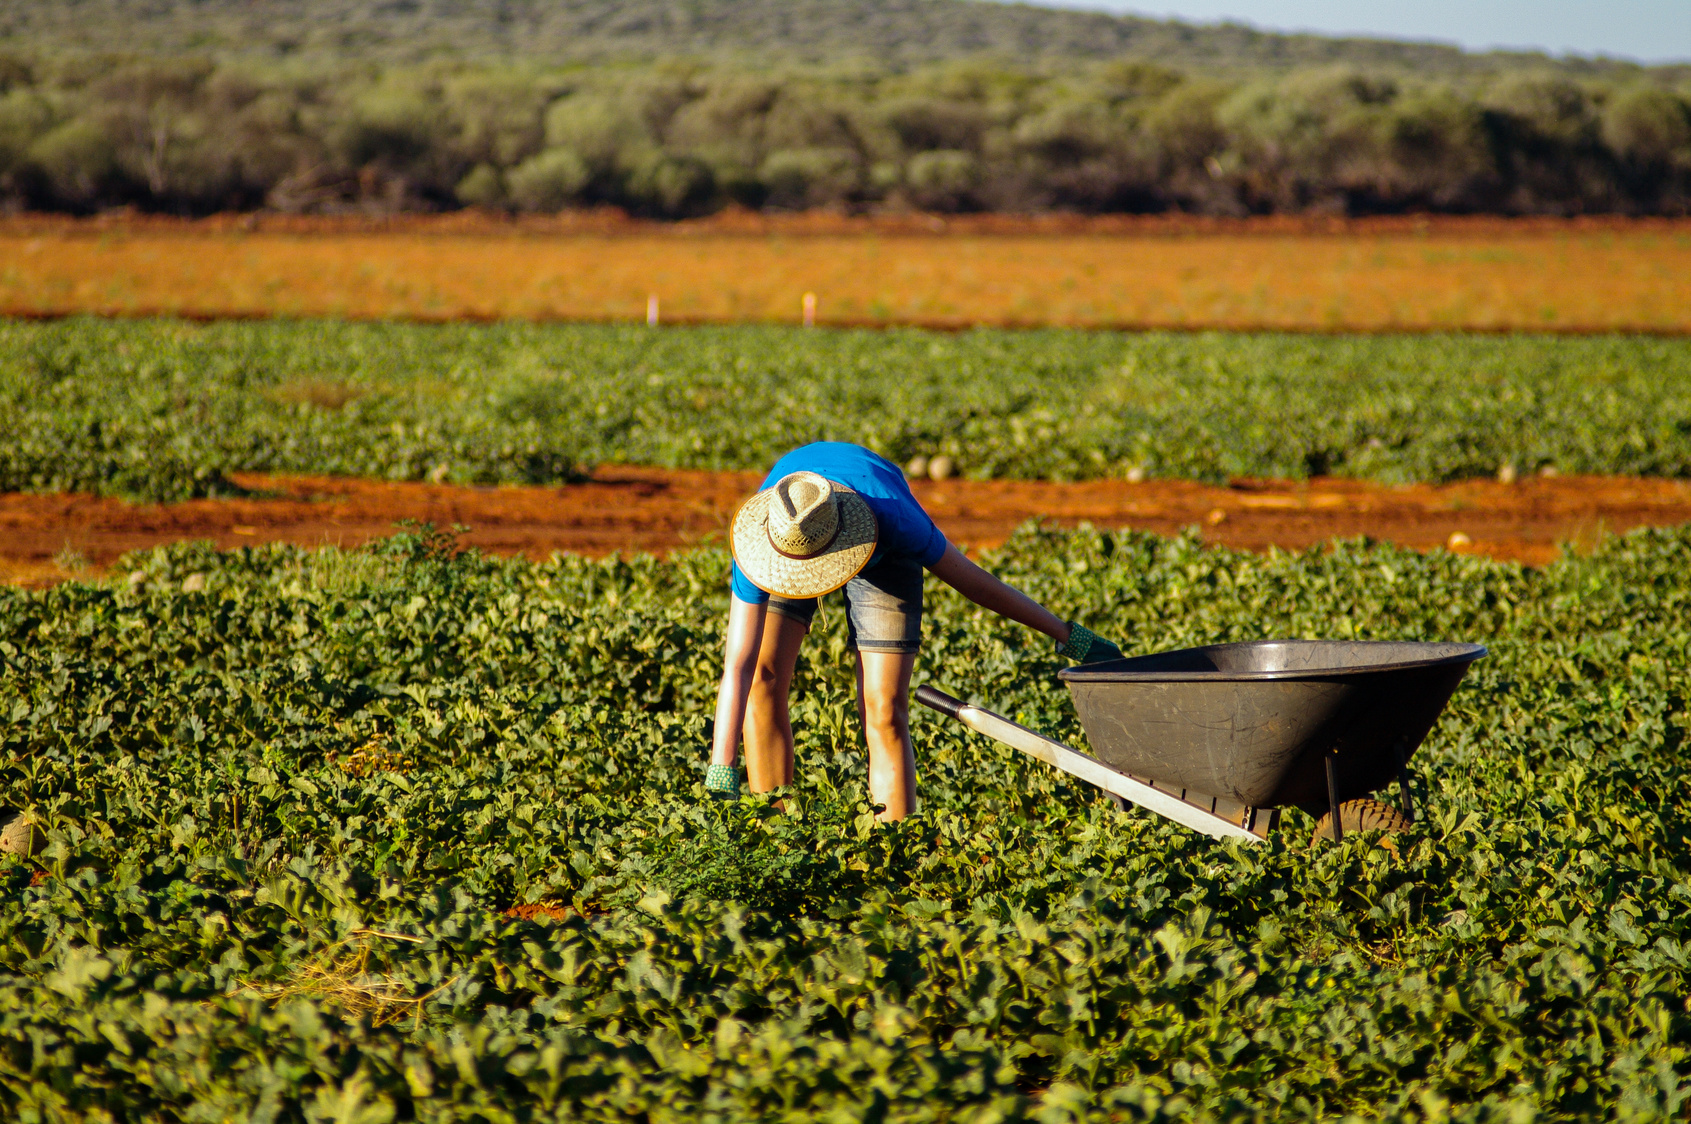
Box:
[710,596,768,767]
[928,541,1071,644]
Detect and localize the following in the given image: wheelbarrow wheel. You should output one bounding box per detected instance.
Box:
[1312,798,1412,844]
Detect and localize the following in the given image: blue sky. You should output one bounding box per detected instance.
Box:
[1032,1,1691,63]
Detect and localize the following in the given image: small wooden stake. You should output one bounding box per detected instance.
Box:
[802,291,816,327]
[1325,753,1344,843]
[1394,739,1416,822]
[647,294,659,326]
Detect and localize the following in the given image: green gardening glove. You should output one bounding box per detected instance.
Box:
[1056,622,1124,665]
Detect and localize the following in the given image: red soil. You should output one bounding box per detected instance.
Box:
[502,902,590,923]
[6,468,1690,588]
[5,210,1689,332]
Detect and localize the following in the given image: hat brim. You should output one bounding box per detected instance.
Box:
[731,485,879,599]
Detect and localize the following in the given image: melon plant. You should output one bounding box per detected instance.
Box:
[3,317,1690,499]
[0,522,1687,1120]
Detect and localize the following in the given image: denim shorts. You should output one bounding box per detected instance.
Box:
[767,555,924,652]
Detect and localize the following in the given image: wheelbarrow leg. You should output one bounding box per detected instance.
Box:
[1324,752,1343,843]
[1393,739,1417,823]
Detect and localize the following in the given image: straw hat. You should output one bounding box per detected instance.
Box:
[731,471,879,598]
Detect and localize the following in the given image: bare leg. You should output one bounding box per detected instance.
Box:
[856,649,919,821]
[743,612,808,792]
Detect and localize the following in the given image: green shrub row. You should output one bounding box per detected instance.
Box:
[0,523,1687,1119]
[5,317,1691,500]
[2,25,1687,217]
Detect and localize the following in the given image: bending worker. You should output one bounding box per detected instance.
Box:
[706,441,1123,820]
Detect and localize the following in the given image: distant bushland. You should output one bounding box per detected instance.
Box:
[0,0,1687,217]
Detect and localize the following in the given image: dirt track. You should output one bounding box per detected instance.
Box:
[6,469,1691,587]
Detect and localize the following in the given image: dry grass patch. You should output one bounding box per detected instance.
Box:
[328,739,415,777]
[237,930,446,1028]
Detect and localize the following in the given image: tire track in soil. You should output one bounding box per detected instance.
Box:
[5,468,1691,588]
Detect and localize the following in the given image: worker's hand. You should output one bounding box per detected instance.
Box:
[704,763,742,800]
[1057,622,1124,664]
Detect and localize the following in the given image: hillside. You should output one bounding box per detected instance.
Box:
[0,0,1677,77]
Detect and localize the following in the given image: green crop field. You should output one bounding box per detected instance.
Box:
[1,523,1687,1120]
[5,318,1691,499]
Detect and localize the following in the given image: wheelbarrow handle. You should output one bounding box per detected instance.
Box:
[914,684,964,719]
[914,682,1266,843]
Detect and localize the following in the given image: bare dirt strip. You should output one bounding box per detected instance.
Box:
[6,469,1691,588]
[4,211,1690,332]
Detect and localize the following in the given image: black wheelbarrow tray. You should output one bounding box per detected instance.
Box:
[916,639,1486,844]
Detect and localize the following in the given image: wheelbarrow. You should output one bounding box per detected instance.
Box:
[916,639,1486,844]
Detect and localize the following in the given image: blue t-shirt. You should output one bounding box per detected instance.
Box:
[731,442,949,604]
